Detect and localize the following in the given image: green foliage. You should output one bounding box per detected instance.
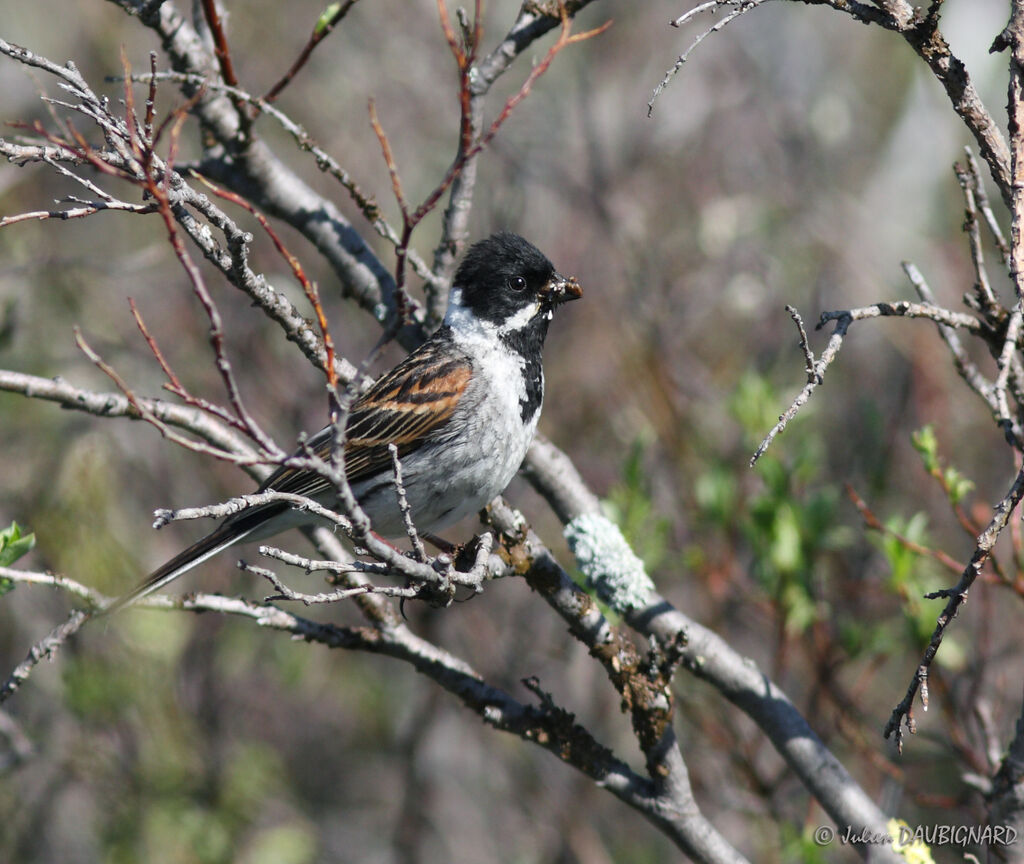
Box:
[0,521,35,597]
[604,439,672,573]
[911,425,974,504]
[777,822,830,864]
[693,371,852,635]
[238,824,317,864]
[0,520,35,566]
[743,474,846,635]
[693,464,737,526]
[685,373,975,670]
[910,425,940,473]
[314,4,342,37]
[878,512,930,594]
[873,511,964,666]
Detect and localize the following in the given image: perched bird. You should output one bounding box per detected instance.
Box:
[108,232,581,612]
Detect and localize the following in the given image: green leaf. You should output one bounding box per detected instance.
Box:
[781,580,818,635]
[942,466,974,505]
[315,3,342,36]
[730,370,782,443]
[769,504,803,574]
[0,521,35,567]
[879,511,929,591]
[911,425,939,473]
[693,466,736,524]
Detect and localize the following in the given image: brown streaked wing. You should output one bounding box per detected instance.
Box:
[252,340,472,501]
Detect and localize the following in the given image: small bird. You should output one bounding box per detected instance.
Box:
[108,232,581,612]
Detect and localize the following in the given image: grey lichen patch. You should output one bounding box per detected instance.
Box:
[564,513,654,613]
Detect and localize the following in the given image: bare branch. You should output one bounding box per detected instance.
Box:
[245,560,425,606]
[0,562,713,848]
[109,0,409,333]
[752,297,999,465]
[649,0,768,116]
[884,461,1024,751]
[263,0,364,102]
[751,309,850,466]
[0,368,258,466]
[0,609,90,706]
[388,444,426,562]
[966,146,1010,262]
[0,198,155,227]
[119,69,444,293]
[955,153,1001,315]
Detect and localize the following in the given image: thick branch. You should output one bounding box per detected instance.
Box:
[521,438,902,860]
[109,0,413,334]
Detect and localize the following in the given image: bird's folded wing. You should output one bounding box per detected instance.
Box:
[254,342,473,503]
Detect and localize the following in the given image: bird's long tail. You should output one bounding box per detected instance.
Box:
[102,521,259,615]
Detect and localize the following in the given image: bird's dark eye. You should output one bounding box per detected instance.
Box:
[507,275,527,292]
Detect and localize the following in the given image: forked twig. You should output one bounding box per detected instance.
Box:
[367,1,611,316]
[884,463,1024,752]
[263,0,364,102]
[648,0,767,117]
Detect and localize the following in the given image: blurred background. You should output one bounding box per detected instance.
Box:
[0,0,1018,861]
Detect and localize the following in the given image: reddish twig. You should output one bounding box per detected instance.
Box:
[437,0,482,155]
[120,48,145,161]
[188,169,339,391]
[111,56,280,456]
[263,0,364,103]
[199,0,240,87]
[143,51,158,142]
[845,485,965,576]
[367,99,416,324]
[368,1,610,317]
[128,297,255,434]
[198,0,252,130]
[883,462,1024,751]
[368,99,408,216]
[73,327,254,464]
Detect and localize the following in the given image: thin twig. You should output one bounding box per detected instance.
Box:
[389,443,426,562]
[786,304,819,383]
[188,169,339,390]
[119,70,442,292]
[954,156,1000,314]
[0,610,90,705]
[0,199,155,227]
[263,0,363,102]
[74,327,265,464]
[845,485,965,576]
[244,561,423,605]
[648,0,767,117]
[753,297,997,464]
[751,310,850,465]
[884,461,1024,751]
[965,146,1010,262]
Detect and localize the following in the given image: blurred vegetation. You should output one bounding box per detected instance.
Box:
[1,0,1021,862]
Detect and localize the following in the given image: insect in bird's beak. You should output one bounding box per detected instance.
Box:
[541,274,583,305]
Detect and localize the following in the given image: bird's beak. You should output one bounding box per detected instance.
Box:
[541,273,583,305]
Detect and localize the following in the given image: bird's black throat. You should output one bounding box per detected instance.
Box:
[500,312,550,423]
